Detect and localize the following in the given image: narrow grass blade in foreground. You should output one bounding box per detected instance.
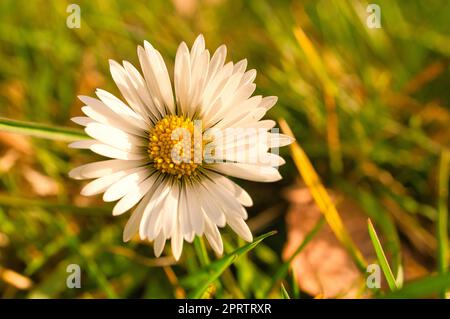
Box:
[437,151,449,298]
[181,231,276,299]
[194,237,211,267]
[368,218,400,291]
[281,283,291,299]
[279,118,367,272]
[0,117,87,141]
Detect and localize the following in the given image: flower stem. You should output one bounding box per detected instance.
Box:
[0,117,87,141]
[194,236,210,267]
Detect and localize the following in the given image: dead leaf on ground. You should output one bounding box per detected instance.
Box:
[283,184,428,298]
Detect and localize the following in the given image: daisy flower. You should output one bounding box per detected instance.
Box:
[69,35,293,260]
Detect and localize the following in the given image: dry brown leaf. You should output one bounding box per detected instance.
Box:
[283,184,427,298]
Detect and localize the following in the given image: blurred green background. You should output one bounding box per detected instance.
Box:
[0,0,449,298]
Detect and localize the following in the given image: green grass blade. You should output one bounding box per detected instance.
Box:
[437,151,449,298]
[0,117,87,141]
[383,272,450,299]
[0,194,110,215]
[291,269,300,299]
[182,231,276,299]
[194,236,211,267]
[281,283,291,299]
[368,218,399,291]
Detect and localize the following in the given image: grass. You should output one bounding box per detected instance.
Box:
[437,151,449,298]
[0,117,87,141]
[368,218,401,291]
[0,0,449,298]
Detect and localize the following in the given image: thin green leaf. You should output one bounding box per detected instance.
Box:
[182,231,276,299]
[0,117,87,141]
[437,151,449,298]
[281,283,291,299]
[290,269,300,299]
[194,236,210,267]
[0,194,110,215]
[368,218,399,291]
[339,182,403,279]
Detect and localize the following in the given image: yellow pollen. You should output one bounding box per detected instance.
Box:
[148,115,202,178]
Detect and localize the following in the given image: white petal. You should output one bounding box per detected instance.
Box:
[154,231,166,257]
[103,166,152,202]
[227,216,253,242]
[85,122,147,152]
[141,41,175,114]
[90,143,147,160]
[68,166,84,180]
[186,184,204,236]
[123,192,151,242]
[71,116,95,126]
[202,62,233,117]
[112,173,159,216]
[95,89,149,131]
[259,96,278,110]
[109,59,148,119]
[205,72,248,126]
[240,69,257,86]
[122,61,160,122]
[207,163,282,182]
[80,169,135,196]
[214,95,262,129]
[190,34,205,64]
[197,184,226,227]
[205,171,253,207]
[73,159,146,179]
[146,194,167,241]
[231,107,267,128]
[204,216,223,255]
[68,140,96,149]
[171,216,184,261]
[174,42,191,115]
[178,184,194,242]
[268,133,295,147]
[161,182,180,238]
[233,59,247,74]
[201,178,247,219]
[187,50,209,116]
[206,44,227,84]
[240,119,276,130]
[139,179,171,239]
[79,96,146,137]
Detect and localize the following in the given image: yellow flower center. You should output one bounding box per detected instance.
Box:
[148,115,201,178]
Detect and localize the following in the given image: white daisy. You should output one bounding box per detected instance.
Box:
[69,35,293,260]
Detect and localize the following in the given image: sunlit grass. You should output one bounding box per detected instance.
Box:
[0,0,449,298]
